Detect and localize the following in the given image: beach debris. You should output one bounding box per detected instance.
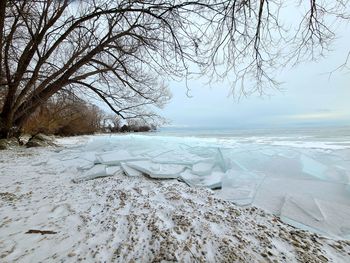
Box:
[0,138,19,150]
[26,133,56,148]
[25,229,57,235]
[0,192,19,202]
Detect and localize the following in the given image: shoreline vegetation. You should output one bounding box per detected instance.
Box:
[0,97,157,149]
[0,135,349,262]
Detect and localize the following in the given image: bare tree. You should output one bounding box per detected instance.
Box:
[0,0,349,138]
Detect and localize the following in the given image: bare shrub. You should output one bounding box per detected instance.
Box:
[22,93,103,136]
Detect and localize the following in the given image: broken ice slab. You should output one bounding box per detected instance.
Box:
[130,148,173,159]
[58,152,81,161]
[84,137,112,151]
[126,160,185,179]
[96,150,147,165]
[280,195,350,239]
[300,154,328,179]
[121,162,143,177]
[198,171,223,189]
[152,149,209,165]
[106,166,122,176]
[178,169,203,186]
[216,148,228,172]
[76,161,95,171]
[223,150,270,172]
[218,170,265,206]
[178,168,223,189]
[73,164,107,182]
[32,160,48,166]
[260,148,277,157]
[192,161,215,176]
[82,164,106,177]
[80,152,99,163]
[281,194,325,222]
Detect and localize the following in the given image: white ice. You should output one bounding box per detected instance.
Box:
[120,162,143,177]
[67,134,350,239]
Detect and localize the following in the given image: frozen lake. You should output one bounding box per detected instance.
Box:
[65,126,350,239]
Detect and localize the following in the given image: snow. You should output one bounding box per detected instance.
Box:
[1,134,350,262]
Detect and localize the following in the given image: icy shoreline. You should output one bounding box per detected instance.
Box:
[0,136,350,262]
[62,134,350,239]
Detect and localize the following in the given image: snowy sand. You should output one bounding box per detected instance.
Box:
[1,136,350,262]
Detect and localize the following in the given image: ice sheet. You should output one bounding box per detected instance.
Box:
[106,166,122,176]
[75,134,350,239]
[301,154,328,179]
[73,164,107,182]
[192,161,215,175]
[281,195,350,238]
[121,162,143,177]
[96,150,147,165]
[218,170,265,206]
[126,160,185,179]
[198,171,223,189]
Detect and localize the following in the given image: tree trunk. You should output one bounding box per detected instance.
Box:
[0,0,6,82]
[0,113,14,139]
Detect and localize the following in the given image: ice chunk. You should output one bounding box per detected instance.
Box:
[281,195,350,238]
[216,148,227,172]
[178,169,222,189]
[121,162,143,177]
[178,169,202,186]
[132,149,173,158]
[301,154,327,179]
[77,161,95,171]
[153,150,208,165]
[106,166,122,176]
[218,170,264,206]
[281,194,325,222]
[192,162,215,176]
[260,148,276,157]
[126,160,185,179]
[73,164,107,182]
[96,150,147,165]
[198,171,223,189]
[79,152,98,163]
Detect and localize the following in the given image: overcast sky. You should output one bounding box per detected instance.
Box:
[161,26,350,129]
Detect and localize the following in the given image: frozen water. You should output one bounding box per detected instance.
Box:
[281,195,350,238]
[126,160,185,179]
[106,166,123,176]
[96,150,147,165]
[281,194,325,223]
[198,171,223,189]
[70,133,350,239]
[219,170,265,206]
[192,161,215,175]
[73,164,107,182]
[300,154,328,179]
[121,162,143,177]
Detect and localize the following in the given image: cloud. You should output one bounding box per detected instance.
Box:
[286,111,346,121]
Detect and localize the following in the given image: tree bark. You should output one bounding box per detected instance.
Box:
[0,0,6,82]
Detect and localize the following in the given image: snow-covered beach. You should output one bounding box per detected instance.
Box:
[1,134,350,262]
